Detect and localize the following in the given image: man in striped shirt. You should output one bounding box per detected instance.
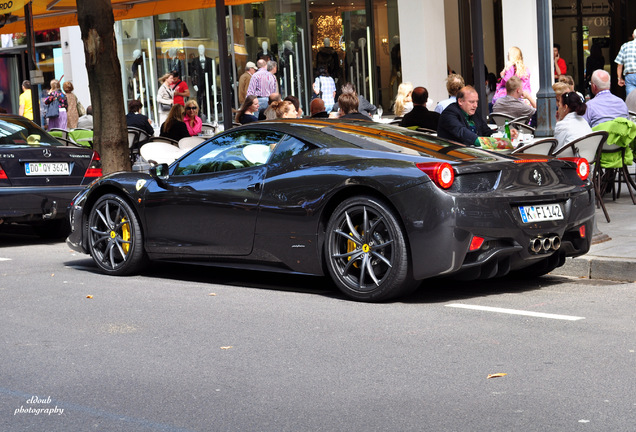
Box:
[246,60,279,109]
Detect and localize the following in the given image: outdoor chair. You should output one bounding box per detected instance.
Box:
[178,136,206,151]
[511,138,557,156]
[127,126,152,163]
[489,113,530,127]
[552,131,609,222]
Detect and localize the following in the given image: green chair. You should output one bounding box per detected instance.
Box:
[68,128,93,148]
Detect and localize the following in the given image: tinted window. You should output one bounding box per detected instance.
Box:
[0,118,60,147]
[173,129,284,176]
[270,135,314,163]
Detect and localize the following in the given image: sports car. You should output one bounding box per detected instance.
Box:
[67,119,594,301]
[0,114,102,237]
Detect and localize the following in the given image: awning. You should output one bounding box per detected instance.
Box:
[0,0,254,34]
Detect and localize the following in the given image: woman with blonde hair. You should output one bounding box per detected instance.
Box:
[63,81,79,129]
[160,104,189,141]
[157,73,174,125]
[393,82,413,117]
[44,79,68,130]
[492,46,532,104]
[183,100,202,136]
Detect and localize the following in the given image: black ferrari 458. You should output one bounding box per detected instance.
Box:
[67,119,594,301]
[0,114,101,237]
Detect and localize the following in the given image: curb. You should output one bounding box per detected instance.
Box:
[551,256,636,282]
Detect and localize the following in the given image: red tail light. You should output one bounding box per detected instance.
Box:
[84,151,103,178]
[579,225,586,238]
[469,236,485,251]
[559,157,589,181]
[417,162,455,189]
[0,163,7,180]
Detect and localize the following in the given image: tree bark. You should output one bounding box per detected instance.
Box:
[76,0,130,174]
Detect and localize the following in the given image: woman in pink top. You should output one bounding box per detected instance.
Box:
[492,46,531,105]
[183,100,202,136]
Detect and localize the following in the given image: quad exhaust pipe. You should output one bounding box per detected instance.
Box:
[529,235,561,254]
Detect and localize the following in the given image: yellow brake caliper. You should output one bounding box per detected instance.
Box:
[121,217,130,254]
[347,226,363,268]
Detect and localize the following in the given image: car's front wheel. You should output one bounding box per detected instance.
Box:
[88,194,147,275]
[324,196,416,302]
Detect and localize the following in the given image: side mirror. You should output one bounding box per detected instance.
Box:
[149,163,170,179]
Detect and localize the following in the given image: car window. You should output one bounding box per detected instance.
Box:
[0,118,60,147]
[173,129,285,176]
[269,135,315,163]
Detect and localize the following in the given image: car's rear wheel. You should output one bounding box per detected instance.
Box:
[88,194,147,275]
[325,196,416,302]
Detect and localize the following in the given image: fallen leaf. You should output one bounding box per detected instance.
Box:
[220,346,233,350]
[487,373,507,379]
[209,293,217,296]
[86,295,93,299]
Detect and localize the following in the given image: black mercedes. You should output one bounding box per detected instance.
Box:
[0,114,102,237]
[67,119,594,301]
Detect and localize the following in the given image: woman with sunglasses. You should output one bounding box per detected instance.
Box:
[183,101,202,136]
[553,91,592,152]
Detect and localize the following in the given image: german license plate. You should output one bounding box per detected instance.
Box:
[25,162,70,176]
[519,204,563,223]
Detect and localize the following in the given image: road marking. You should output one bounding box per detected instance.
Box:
[0,258,11,261]
[445,303,585,321]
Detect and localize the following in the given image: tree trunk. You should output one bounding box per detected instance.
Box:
[76,0,130,174]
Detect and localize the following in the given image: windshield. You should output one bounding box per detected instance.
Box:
[0,117,62,147]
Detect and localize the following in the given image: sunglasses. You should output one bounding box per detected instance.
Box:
[185,106,197,111]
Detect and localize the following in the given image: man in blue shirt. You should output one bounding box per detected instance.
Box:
[583,69,629,127]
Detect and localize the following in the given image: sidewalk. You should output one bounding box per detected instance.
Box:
[551,193,636,282]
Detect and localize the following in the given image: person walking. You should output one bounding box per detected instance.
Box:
[63,81,79,129]
[246,60,279,109]
[238,61,257,106]
[157,73,174,126]
[615,28,636,96]
[313,67,336,113]
[44,79,68,130]
[18,80,33,120]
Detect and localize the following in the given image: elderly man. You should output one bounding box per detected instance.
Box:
[400,86,440,130]
[583,69,629,127]
[492,75,536,120]
[438,86,508,146]
[238,61,257,106]
[434,74,465,114]
[615,29,636,96]
[246,60,279,109]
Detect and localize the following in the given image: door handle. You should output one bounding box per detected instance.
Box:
[247,182,262,192]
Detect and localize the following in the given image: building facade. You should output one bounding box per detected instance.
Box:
[0,0,634,127]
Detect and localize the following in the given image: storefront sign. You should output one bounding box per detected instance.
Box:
[0,0,25,15]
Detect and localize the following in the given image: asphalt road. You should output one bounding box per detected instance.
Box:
[1,226,636,431]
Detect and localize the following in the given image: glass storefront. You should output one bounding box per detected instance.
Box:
[112,0,401,126]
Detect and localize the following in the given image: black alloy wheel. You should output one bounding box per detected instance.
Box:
[325,196,416,301]
[88,194,147,275]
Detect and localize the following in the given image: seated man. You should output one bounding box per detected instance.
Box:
[310,98,329,118]
[437,86,495,146]
[583,69,629,127]
[491,75,536,121]
[77,105,94,129]
[126,99,155,137]
[400,86,440,130]
[337,92,372,120]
